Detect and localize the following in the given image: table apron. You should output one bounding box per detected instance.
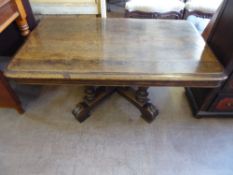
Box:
[10,78,223,88]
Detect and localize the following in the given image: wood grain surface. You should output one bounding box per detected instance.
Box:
[5,17,227,87]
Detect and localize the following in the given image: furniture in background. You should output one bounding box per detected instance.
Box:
[0,0,30,36]
[184,0,223,18]
[0,0,36,55]
[0,0,36,113]
[124,0,223,36]
[186,0,233,117]
[125,0,223,20]
[5,17,226,122]
[184,0,223,33]
[107,0,126,12]
[125,0,185,19]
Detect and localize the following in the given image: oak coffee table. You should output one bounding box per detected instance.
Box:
[5,17,226,123]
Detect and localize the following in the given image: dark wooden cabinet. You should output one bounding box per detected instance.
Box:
[222,73,233,93]
[186,0,233,117]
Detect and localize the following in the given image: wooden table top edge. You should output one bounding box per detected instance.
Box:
[4,68,227,79]
[4,70,227,87]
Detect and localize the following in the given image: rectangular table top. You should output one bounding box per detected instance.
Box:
[5,16,226,87]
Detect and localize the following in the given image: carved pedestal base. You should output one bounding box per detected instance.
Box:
[72,86,158,123]
[117,87,158,123]
[72,87,115,122]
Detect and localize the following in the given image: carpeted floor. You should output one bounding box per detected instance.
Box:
[0,85,233,175]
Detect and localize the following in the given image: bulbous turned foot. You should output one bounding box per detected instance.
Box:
[72,86,116,122]
[72,103,90,123]
[140,103,159,123]
[117,87,159,123]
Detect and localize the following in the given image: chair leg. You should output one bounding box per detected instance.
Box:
[107,0,111,12]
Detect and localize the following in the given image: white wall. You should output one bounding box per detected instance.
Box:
[30,0,107,17]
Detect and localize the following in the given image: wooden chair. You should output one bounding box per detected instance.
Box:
[184,0,223,19]
[125,0,186,19]
[0,0,36,113]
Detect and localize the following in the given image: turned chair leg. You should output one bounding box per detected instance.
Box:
[15,0,30,36]
[16,18,30,36]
